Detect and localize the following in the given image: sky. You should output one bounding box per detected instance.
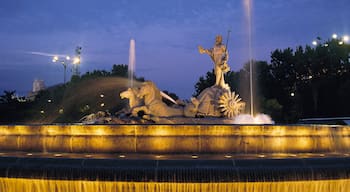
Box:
[0,0,349,99]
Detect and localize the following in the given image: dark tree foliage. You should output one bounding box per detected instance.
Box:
[231,60,282,120]
[193,69,216,97]
[111,64,128,77]
[0,90,17,104]
[71,64,131,83]
[270,38,350,122]
[0,90,33,123]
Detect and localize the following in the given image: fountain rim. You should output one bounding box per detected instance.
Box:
[0,123,347,127]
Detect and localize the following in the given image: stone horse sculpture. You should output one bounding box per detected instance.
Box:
[120,87,142,112]
[131,81,183,117]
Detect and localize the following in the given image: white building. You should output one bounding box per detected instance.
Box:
[32,79,45,93]
[27,79,46,101]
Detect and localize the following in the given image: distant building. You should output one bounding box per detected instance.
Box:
[27,79,46,101]
[32,79,45,92]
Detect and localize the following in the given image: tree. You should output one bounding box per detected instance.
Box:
[111,64,128,77]
[0,90,29,123]
[193,69,216,96]
[234,60,282,119]
[269,38,350,120]
[0,90,17,104]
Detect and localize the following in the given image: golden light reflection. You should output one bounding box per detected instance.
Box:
[294,128,312,137]
[293,137,313,152]
[269,137,287,152]
[94,128,106,136]
[239,126,263,136]
[2,178,350,192]
[89,137,115,152]
[268,126,286,136]
[146,137,175,153]
[191,155,199,159]
[13,125,34,135]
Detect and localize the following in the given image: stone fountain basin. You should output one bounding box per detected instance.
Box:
[0,124,349,154]
[1,124,350,184]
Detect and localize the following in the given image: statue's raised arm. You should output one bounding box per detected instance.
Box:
[198,46,211,55]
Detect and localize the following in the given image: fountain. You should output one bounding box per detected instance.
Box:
[128,38,136,88]
[1,35,350,192]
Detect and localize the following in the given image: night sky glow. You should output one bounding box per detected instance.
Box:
[0,0,349,98]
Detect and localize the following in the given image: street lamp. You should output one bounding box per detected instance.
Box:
[52,55,70,84]
[51,46,82,83]
[73,57,80,65]
[72,46,82,76]
[332,34,338,39]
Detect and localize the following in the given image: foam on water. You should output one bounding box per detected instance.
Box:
[233,113,274,124]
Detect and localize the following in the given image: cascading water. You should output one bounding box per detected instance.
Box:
[128,38,136,88]
[1,178,350,192]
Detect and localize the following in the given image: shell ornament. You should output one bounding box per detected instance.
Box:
[218,91,245,118]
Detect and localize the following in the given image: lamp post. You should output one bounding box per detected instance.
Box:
[52,47,82,84]
[52,56,70,84]
[72,46,82,76]
[72,56,81,76]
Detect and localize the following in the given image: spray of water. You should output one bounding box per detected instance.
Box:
[128,39,136,88]
[239,0,273,124]
[233,114,274,124]
[244,0,254,116]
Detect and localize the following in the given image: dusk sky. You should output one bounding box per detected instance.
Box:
[0,0,349,99]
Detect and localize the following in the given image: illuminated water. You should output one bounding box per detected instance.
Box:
[1,178,350,192]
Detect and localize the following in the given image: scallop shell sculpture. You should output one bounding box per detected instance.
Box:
[218,91,245,118]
